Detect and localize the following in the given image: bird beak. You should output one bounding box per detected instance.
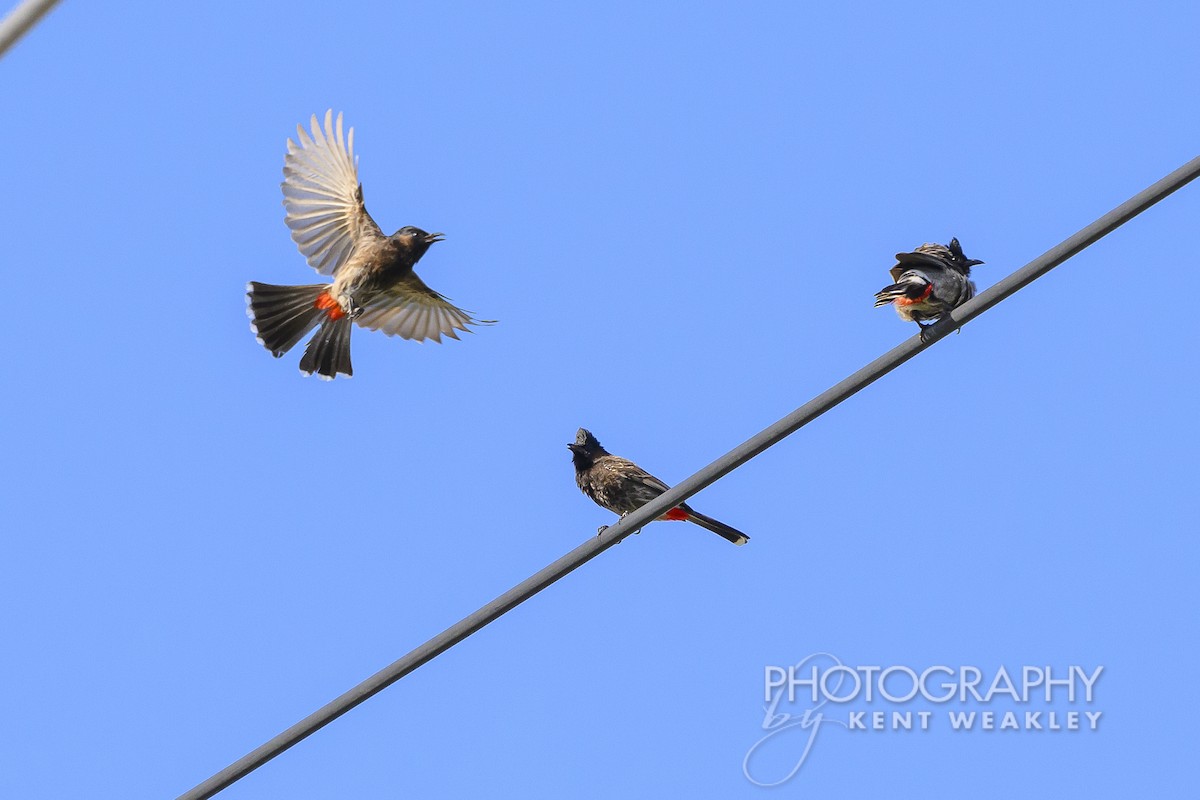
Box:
[425,232,445,244]
[567,443,580,452]
[969,259,985,266]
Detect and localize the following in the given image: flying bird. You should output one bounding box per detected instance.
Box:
[568,428,749,546]
[247,110,492,379]
[874,237,983,341]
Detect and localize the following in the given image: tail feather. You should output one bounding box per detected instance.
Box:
[685,509,750,546]
[873,277,929,308]
[873,283,906,307]
[299,317,353,380]
[246,282,326,357]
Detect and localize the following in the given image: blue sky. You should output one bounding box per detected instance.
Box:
[2,2,1197,797]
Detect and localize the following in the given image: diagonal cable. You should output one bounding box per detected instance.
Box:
[177,154,1200,800]
[0,0,61,59]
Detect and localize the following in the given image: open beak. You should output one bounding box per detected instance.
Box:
[425,232,446,244]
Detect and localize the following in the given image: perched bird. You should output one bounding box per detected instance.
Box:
[568,428,749,546]
[247,110,492,379]
[874,237,983,341]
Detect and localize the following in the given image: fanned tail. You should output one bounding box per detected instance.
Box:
[246,282,327,356]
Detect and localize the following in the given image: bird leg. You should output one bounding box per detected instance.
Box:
[339,294,365,320]
[597,514,643,539]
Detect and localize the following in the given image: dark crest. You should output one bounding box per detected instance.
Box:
[567,427,606,464]
[947,237,985,273]
[572,427,601,449]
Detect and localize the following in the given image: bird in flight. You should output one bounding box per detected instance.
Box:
[874,237,983,341]
[568,428,749,546]
[247,110,492,379]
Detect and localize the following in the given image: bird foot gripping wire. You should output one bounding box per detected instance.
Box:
[595,519,643,540]
[918,316,966,343]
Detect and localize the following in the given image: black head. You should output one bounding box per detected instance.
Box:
[392,226,444,258]
[567,427,607,468]
[947,237,985,273]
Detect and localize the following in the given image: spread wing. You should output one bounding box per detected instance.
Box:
[354,272,494,343]
[282,110,384,276]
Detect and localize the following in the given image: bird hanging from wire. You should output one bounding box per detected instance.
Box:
[874,237,983,342]
[568,428,749,546]
[247,110,493,379]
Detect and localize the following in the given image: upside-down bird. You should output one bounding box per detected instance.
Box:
[247,110,492,379]
[874,237,983,341]
[568,428,749,546]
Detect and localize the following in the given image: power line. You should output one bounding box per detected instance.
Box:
[0,0,60,58]
[177,154,1200,800]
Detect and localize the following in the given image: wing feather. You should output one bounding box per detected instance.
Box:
[636,472,672,494]
[354,272,494,343]
[281,110,383,276]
